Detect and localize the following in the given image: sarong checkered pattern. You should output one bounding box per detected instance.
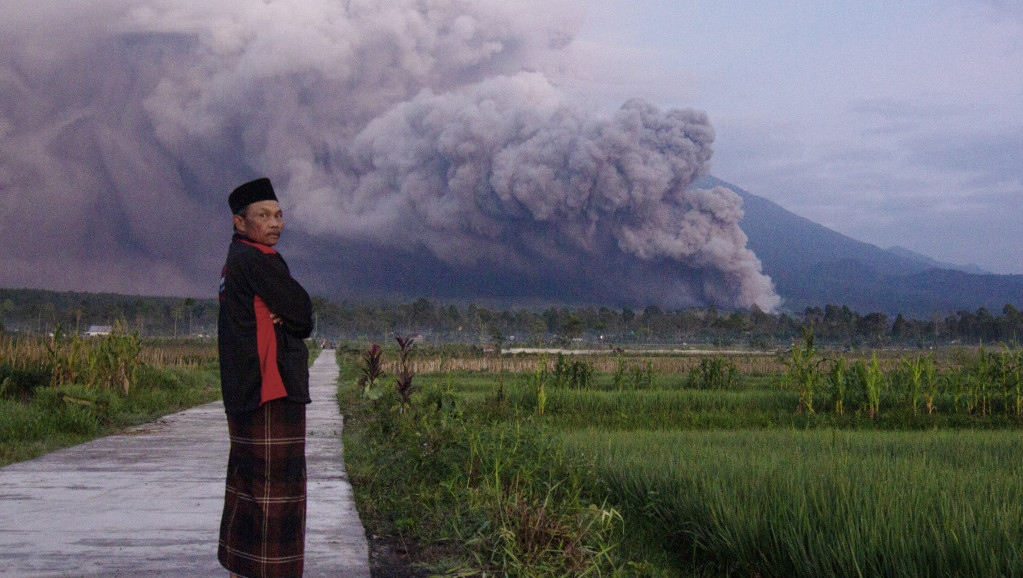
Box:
[219,399,306,578]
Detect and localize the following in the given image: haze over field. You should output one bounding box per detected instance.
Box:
[1,1,1019,310]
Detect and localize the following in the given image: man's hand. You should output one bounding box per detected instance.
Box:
[270,312,284,326]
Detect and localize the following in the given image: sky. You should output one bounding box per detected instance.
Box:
[0,0,1020,307]
[572,0,1023,274]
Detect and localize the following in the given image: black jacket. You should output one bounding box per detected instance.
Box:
[218,235,313,414]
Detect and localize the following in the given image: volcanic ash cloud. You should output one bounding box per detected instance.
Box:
[295,73,779,310]
[0,0,780,310]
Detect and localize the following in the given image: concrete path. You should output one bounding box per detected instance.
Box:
[0,350,370,577]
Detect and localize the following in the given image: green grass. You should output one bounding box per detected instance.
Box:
[340,346,1023,577]
[0,363,220,466]
[0,336,322,468]
[562,428,1023,577]
[338,354,623,576]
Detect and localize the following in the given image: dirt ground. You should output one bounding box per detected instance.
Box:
[368,534,432,577]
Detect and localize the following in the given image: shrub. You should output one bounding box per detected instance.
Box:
[394,335,417,413]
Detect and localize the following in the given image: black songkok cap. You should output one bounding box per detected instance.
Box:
[229,178,278,214]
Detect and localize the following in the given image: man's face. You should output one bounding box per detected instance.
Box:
[233,200,283,246]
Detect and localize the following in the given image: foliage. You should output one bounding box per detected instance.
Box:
[532,354,548,416]
[785,325,827,413]
[827,356,848,415]
[611,355,626,391]
[550,353,594,389]
[1,332,220,466]
[340,340,1023,577]
[0,364,219,467]
[686,357,739,390]
[338,350,622,576]
[628,361,654,390]
[6,326,144,394]
[85,327,141,394]
[394,335,417,413]
[790,344,1023,421]
[851,354,884,419]
[487,325,506,353]
[358,343,384,397]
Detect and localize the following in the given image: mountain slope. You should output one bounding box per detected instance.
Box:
[885,246,988,275]
[696,176,1023,316]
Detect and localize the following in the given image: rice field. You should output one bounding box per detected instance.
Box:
[344,341,1023,576]
[562,428,1023,577]
[390,350,785,375]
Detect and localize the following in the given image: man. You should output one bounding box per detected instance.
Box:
[217,177,313,578]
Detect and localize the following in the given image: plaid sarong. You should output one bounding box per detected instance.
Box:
[219,399,306,578]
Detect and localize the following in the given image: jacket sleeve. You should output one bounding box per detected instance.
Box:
[239,252,314,338]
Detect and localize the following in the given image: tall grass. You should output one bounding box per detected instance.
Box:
[0,364,219,466]
[524,388,796,430]
[383,351,786,377]
[0,333,220,466]
[337,349,622,576]
[137,337,219,367]
[564,428,1023,577]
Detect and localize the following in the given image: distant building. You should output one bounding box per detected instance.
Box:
[85,325,112,337]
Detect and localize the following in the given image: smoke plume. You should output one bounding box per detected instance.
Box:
[0,0,780,310]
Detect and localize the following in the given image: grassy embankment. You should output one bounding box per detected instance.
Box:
[0,332,221,466]
[339,340,1022,576]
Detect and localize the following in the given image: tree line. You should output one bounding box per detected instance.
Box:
[2,288,1018,348]
[0,288,217,338]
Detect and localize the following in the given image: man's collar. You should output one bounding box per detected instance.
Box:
[234,234,277,255]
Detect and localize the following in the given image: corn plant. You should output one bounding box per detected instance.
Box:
[552,353,568,387]
[45,326,83,387]
[921,355,938,415]
[1011,348,1023,417]
[942,370,965,414]
[828,357,847,415]
[87,328,141,394]
[866,354,884,418]
[785,325,826,414]
[629,361,653,390]
[974,346,991,416]
[850,354,884,419]
[902,356,925,417]
[566,359,593,389]
[962,373,980,415]
[43,324,141,394]
[689,357,739,390]
[1005,346,1020,417]
[990,346,1020,416]
[612,355,625,391]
